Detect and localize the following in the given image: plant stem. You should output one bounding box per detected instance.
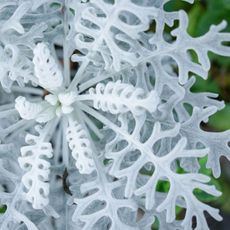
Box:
[63,0,70,87]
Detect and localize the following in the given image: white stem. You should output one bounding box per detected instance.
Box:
[77,109,103,139]
[53,124,62,164]
[0,109,17,118]
[39,118,59,142]
[6,120,35,142]
[11,86,44,95]
[78,73,110,93]
[77,102,118,133]
[68,60,89,90]
[0,103,15,111]
[75,108,121,220]
[77,102,159,163]
[0,120,29,137]
[63,0,70,87]
[76,94,94,101]
[62,116,70,166]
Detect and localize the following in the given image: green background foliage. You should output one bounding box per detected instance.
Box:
[166,0,230,131]
[165,0,230,221]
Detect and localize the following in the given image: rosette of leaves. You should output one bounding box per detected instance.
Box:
[0,0,229,230]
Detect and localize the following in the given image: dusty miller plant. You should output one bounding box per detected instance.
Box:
[0,0,229,229]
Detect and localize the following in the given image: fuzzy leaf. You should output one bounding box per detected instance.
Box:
[33,43,63,91]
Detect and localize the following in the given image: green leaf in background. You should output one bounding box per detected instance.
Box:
[195,0,230,35]
[209,103,230,131]
[164,0,192,11]
[161,0,230,223]
[194,157,221,203]
[217,177,230,213]
[187,3,204,35]
[193,0,230,66]
[192,75,220,94]
[0,205,7,214]
[166,0,230,67]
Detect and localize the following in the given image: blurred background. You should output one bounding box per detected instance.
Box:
[166,0,230,229]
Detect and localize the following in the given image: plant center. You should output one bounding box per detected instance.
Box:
[45,91,78,117]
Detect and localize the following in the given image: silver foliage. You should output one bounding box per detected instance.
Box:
[0,0,229,230]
